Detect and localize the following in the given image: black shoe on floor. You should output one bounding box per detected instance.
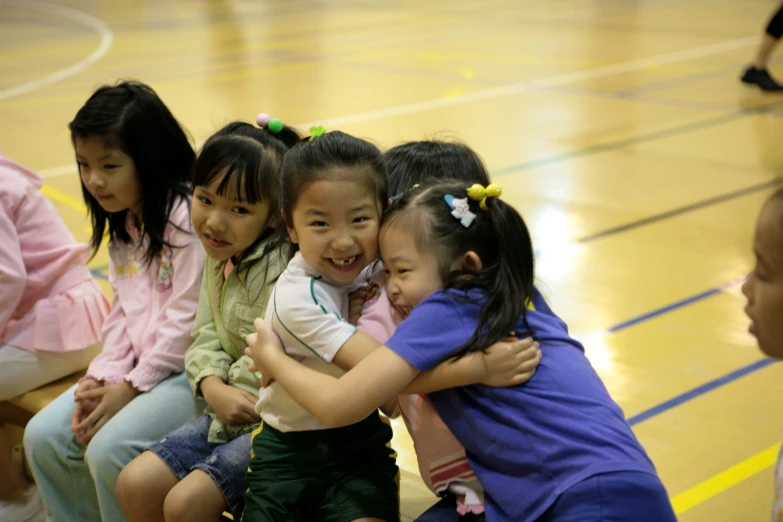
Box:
[741,66,783,92]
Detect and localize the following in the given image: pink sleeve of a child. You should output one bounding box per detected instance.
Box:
[126,215,205,392]
[0,207,25,335]
[84,264,135,385]
[356,288,398,344]
[357,287,401,418]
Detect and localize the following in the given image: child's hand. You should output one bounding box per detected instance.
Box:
[71,378,102,433]
[245,318,286,386]
[348,288,368,326]
[481,337,541,387]
[74,381,140,444]
[202,382,260,426]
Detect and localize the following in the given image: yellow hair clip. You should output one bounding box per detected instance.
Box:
[466,183,502,211]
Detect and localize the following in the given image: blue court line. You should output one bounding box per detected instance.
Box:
[627,358,777,426]
[577,179,782,244]
[603,274,779,426]
[492,99,783,177]
[607,276,746,333]
[607,287,724,334]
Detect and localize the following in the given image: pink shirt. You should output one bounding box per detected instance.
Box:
[358,283,484,514]
[85,197,205,392]
[0,152,109,353]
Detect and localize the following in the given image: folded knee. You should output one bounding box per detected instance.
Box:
[162,485,192,522]
[23,413,56,462]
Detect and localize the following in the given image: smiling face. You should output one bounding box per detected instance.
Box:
[742,197,783,359]
[380,222,445,318]
[75,136,142,216]
[191,170,273,262]
[287,175,381,283]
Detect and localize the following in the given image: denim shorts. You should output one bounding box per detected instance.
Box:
[147,414,251,517]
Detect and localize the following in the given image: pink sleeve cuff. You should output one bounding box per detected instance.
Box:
[124,361,174,392]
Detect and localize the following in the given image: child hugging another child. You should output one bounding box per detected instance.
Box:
[242,131,540,522]
[246,174,677,521]
[360,140,542,522]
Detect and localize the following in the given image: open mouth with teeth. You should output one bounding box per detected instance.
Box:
[204,234,229,248]
[326,255,362,272]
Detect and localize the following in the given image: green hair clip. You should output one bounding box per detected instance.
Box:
[309,125,326,141]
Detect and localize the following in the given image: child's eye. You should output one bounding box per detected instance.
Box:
[755,266,768,282]
[197,196,211,205]
[310,221,328,228]
[77,162,88,169]
[103,164,119,170]
[353,216,370,224]
[233,207,250,215]
[383,269,391,276]
[397,269,409,275]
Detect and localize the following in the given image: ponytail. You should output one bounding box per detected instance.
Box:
[384,181,536,358]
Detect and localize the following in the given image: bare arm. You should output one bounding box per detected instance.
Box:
[334,334,541,394]
[247,319,418,427]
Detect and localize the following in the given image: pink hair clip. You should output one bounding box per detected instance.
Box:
[256,113,283,133]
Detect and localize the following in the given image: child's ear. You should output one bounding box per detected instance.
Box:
[461,251,483,271]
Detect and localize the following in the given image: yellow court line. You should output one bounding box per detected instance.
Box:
[39,183,86,213]
[671,443,780,515]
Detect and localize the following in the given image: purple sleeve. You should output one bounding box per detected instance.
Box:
[385,292,470,372]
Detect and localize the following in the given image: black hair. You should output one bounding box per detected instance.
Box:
[279,130,388,258]
[69,80,195,265]
[384,140,491,195]
[193,120,301,226]
[193,120,302,291]
[383,180,535,358]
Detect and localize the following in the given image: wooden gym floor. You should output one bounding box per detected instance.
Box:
[2,0,783,520]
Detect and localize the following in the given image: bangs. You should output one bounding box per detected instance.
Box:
[382,206,432,255]
[193,135,278,206]
[70,129,125,154]
[203,163,263,205]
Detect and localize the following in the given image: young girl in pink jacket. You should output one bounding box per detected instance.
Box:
[23,81,205,522]
[0,151,110,522]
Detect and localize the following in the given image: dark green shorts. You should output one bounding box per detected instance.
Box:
[242,412,399,522]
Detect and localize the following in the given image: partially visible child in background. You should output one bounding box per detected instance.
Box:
[741,187,783,521]
[23,81,205,522]
[116,116,300,522]
[0,151,110,522]
[359,140,540,522]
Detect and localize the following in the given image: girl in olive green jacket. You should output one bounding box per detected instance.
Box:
[115,117,302,521]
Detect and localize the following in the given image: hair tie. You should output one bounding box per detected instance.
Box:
[444,194,477,228]
[467,183,502,211]
[309,125,326,141]
[256,113,283,133]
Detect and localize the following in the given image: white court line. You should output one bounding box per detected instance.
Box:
[39,34,757,179]
[0,0,113,102]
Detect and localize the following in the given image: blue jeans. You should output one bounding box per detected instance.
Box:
[23,373,196,522]
[148,414,252,517]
